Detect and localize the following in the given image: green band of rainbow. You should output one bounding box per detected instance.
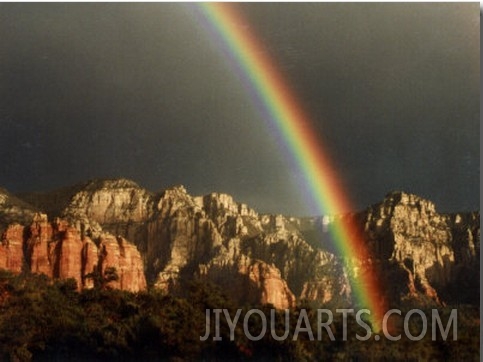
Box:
[198,3,385,330]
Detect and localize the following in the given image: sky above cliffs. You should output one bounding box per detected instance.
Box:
[0,3,479,216]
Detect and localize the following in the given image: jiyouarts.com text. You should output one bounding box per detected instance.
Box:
[200,308,457,342]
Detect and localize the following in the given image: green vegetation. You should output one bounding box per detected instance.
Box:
[0,270,478,361]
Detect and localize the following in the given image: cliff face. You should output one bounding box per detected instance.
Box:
[361,191,478,304]
[0,224,24,273]
[98,234,147,292]
[3,179,479,309]
[0,212,146,292]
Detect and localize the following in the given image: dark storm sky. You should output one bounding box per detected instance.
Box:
[0,3,479,215]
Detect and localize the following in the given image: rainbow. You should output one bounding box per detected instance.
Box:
[197,3,385,330]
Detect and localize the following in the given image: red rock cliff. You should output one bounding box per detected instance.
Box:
[0,213,146,292]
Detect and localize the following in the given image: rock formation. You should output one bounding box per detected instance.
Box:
[0,212,146,292]
[0,224,25,273]
[98,233,147,292]
[0,188,37,236]
[362,191,476,304]
[0,179,477,309]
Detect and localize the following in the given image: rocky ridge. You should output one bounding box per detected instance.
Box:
[1,179,479,309]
